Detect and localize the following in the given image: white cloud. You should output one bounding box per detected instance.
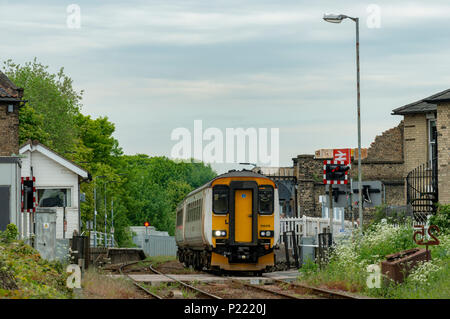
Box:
[1,0,449,170]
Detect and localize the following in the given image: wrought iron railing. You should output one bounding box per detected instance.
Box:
[406,160,438,223]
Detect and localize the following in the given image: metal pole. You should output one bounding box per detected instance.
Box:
[329,185,334,237]
[111,198,114,247]
[350,178,354,235]
[355,17,363,233]
[63,196,66,239]
[94,185,97,247]
[104,182,107,247]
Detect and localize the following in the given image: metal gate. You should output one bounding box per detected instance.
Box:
[406,160,438,223]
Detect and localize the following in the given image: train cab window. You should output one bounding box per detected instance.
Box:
[258,185,274,215]
[213,186,228,214]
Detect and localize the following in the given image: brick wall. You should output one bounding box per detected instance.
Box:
[437,102,450,204]
[0,103,19,156]
[366,121,404,162]
[296,121,406,219]
[403,114,429,175]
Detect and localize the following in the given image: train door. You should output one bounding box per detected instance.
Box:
[234,189,253,243]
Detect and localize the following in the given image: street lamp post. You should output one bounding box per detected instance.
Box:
[323,13,363,233]
[104,182,107,247]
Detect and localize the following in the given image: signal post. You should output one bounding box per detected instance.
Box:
[323,149,351,237]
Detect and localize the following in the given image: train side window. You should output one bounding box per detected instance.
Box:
[176,209,182,226]
[258,185,274,215]
[213,186,228,214]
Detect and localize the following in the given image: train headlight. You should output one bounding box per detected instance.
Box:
[260,230,273,237]
[213,230,227,237]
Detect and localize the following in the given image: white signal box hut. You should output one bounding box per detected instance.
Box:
[19,141,89,240]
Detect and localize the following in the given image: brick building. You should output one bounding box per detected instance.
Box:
[392,88,450,219]
[294,121,405,219]
[0,71,23,155]
[294,88,449,223]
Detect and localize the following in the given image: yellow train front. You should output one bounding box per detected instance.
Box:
[175,170,280,273]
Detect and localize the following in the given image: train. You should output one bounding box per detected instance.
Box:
[175,169,280,273]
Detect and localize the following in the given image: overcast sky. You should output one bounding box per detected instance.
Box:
[1,0,449,173]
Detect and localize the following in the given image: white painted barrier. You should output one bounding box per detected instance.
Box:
[279,215,355,248]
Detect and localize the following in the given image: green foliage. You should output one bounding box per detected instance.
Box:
[371,205,411,227]
[76,114,123,166]
[298,257,318,275]
[18,104,50,145]
[3,58,83,153]
[0,240,72,298]
[298,222,450,298]
[429,204,450,234]
[0,224,19,243]
[3,58,217,247]
[114,155,216,237]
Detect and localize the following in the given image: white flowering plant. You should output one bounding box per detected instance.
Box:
[298,217,450,298]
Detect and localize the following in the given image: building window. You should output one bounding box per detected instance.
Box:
[428,119,437,162]
[37,188,71,207]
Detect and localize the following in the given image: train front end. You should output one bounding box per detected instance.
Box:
[207,173,280,272]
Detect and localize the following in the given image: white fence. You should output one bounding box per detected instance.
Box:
[279,215,355,248]
[89,231,116,247]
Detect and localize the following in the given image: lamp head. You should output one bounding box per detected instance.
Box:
[323,14,347,23]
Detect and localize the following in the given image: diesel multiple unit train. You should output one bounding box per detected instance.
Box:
[175,170,280,273]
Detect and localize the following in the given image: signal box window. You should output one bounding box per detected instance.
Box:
[258,185,274,215]
[213,186,228,214]
[37,188,71,207]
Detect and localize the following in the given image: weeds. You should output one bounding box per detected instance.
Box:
[298,211,450,299]
[82,269,142,299]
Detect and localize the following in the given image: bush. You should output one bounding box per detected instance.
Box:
[429,204,450,234]
[0,224,19,243]
[297,221,450,298]
[0,235,72,298]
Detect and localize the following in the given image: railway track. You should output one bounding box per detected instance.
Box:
[228,279,303,299]
[118,261,164,299]
[147,263,223,299]
[117,261,363,299]
[271,278,363,299]
[118,260,222,299]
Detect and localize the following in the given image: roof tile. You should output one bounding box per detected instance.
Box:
[391,88,450,115]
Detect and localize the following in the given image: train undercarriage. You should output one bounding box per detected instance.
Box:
[177,245,274,273]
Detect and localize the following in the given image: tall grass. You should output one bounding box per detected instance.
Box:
[81,269,142,299]
[298,219,450,299]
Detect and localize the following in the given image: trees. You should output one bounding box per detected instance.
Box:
[3,59,82,153]
[3,58,217,245]
[118,155,215,236]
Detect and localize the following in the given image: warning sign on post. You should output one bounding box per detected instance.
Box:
[333,149,351,164]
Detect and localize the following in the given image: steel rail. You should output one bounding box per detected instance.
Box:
[230,279,300,299]
[119,261,164,299]
[148,264,222,299]
[272,279,363,299]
